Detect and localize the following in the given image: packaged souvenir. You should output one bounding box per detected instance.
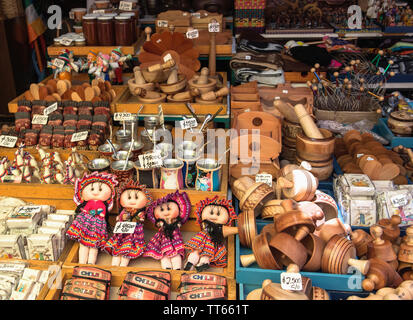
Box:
[0,235,26,259]
[176,288,226,300]
[26,234,57,261]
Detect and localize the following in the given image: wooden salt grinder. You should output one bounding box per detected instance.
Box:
[398,226,413,264]
[208,19,218,77]
[378,215,401,243]
[368,225,398,269]
[145,26,152,42]
[294,103,324,139]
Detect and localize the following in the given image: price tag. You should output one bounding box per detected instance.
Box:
[44,102,58,115]
[274,96,280,100]
[255,174,273,187]
[0,135,17,148]
[281,272,302,291]
[138,152,163,169]
[391,194,409,207]
[282,90,289,94]
[93,9,105,14]
[119,1,133,11]
[191,12,201,18]
[53,58,66,69]
[179,117,198,130]
[367,156,374,161]
[113,222,137,234]
[208,22,220,32]
[163,53,172,62]
[2,175,15,183]
[69,11,75,19]
[245,55,251,60]
[157,20,168,28]
[186,29,199,39]
[114,112,134,121]
[244,108,250,113]
[71,131,89,142]
[17,206,42,216]
[356,153,364,158]
[32,115,48,125]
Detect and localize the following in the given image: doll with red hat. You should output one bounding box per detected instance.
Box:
[103,180,153,267]
[66,172,118,265]
[184,196,237,272]
[109,47,132,85]
[143,190,191,270]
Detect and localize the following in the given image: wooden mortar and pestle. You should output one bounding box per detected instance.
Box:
[167,88,200,103]
[159,67,187,94]
[141,59,175,83]
[367,225,398,270]
[231,176,275,217]
[127,66,155,95]
[275,167,318,202]
[378,215,401,243]
[196,87,229,104]
[188,67,217,94]
[321,234,371,275]
[362,257,403,291]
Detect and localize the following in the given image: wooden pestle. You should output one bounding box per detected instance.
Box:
[201,87,229,101]
[197,67,210,85]
[167,68,179,84]
[208,19,217,77]
[147,59,175,73]
[145,26,152,42]
[294,103,324,139]
[133,66,146,84]
[173,88,200,100]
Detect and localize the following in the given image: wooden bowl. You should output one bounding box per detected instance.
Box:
[312,190,339,221]
[296,155,333,181]
[188,76,217,94]
[238,210,257,249]
[296,129,335,162]
[141,68,172,83]
[302,233,326,272]
[274,200,315,234]
[159,74,187,94]
[321,235,370,275]
[136,92,167,103]
[127,78,155,95]
[166,94,192,103]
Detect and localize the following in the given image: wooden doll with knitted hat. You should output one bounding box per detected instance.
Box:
[143,191,191,270]
[109,47,132,85]
[103,180,153,267]
[66,172,119,265]
[184,196,237,272]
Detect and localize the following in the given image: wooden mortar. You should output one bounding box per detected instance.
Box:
[296,128,335,162]
[294,103,324,140]
[188,67,217,94]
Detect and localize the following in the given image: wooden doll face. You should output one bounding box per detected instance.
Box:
[120,189,148,209]
[154,201,179,223]
[201,205,229,225]
[81,182,112,202]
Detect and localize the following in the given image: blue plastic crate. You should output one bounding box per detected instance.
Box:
[235,220,365,292]
[238,283,370,300]
[375,118,413,148]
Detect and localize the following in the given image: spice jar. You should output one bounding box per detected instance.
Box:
[97,15,115,46]
[82,15,98,45]
[115,16,133,46]
[119,12,137,42]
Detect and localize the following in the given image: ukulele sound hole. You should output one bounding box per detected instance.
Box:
[252,117,263,127]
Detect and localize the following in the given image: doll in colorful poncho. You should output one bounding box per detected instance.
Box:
[66,172,118,265]
[143,191,191,270]
[184,196,237,272]
[103,180,153,267]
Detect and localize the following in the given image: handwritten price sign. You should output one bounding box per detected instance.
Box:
[391,194,409,207]
[114,112,134,121]
[157,20,168,28]
[179,117,198,130]
[17,206,42,216]
[208,22,220,32]
[0,135,17,148]
[281,272,302,291]
[119,1,133,11]
[113,222,137,234]
[186,29,199,39]
[138,152,163,169]
[71,131,89,142]
[255,174,273,187]
[53,58,66,68]
[44,102,58,115]
[32,115,48,125]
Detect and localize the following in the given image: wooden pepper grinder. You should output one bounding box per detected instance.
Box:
[367,225,398,270]
[399,226,413,264]
[294,103,324,139]
[201,87,229,101]
[378,215,401,243]
[145,26,152,42]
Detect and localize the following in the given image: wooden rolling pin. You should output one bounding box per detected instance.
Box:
[147,59,175,72]
[201,87,229,101]
[294,103,324,139]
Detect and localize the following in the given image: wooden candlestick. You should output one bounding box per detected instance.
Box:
[398,226,413,264]
[144,26,152,42]
[294,103,324,139]
[208,19,217,77]
[147,59,176,73]
[378,215,401,243]
[201,87,229,101]
[367,225,398,265]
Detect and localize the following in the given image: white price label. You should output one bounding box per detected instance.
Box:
[163,53,172,62]
[17,206,42,215]
[357,153,364,158]
[0,135,17,148]
[53,58,66,68]
[32,115,48,125]
[245,55,251,60]
[367,157,374,161]
[208,22,220,32]
[69,11,75,19]
[157,20,168,28]
[119,1,133,11]
[191,12,201,18]
[114,112,134,121]
[138,151,163,169]
[44,102,58,115]
[391,194,409,207]
[255,174,273,187]
[113,222,137,234]
[93,9,105,14]
[282,90,289,94]
[179,118,198,130]
[274,96,280,100]
[281,272,302,291]
[2,175,15,183]
[60,39,73,46]
[71,131,89,142]
[186,29,199,39]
